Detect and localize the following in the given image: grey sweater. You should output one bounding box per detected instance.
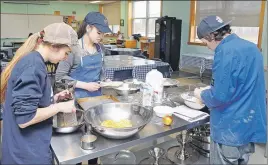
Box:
[55,39,106,83]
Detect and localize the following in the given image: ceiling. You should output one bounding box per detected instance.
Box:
[58,1,116,4]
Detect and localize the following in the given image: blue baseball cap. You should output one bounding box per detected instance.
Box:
[197,15,232,39]
[84,12,112,33]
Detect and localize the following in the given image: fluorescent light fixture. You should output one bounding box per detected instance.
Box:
[90,1,101,3]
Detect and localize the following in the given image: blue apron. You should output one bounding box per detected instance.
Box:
[70,37,103,98]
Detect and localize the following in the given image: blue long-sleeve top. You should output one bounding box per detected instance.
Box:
[201,34,267,146]
[1,51,53,164]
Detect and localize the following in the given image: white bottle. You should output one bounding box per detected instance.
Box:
[145,68,164,104]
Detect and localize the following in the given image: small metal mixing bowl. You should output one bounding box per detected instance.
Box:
[114,83,140,96]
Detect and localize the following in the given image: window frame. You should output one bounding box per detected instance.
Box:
[187,0,266,49]
[128,0,162,38]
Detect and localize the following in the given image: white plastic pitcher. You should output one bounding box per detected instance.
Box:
[145,68,164,104]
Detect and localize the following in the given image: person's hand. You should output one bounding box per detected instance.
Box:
[200,86,211,91]
[54,100,76,113]
[194,88,203,101]
[194,86,211,105]
[54,90,72,103]
[104,79,112,82]
[83,82,101,92]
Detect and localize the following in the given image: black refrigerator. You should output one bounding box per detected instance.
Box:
[154,16,182,71]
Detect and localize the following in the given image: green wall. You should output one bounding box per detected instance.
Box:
[1,1,99,20]
[120,1,128,37]
[1,1,99,45]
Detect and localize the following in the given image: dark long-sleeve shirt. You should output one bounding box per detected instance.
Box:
[1,51,53,164]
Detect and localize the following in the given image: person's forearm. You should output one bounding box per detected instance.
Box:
[201,89,226,109]
[19,104,60,128]
[75,81,88,90]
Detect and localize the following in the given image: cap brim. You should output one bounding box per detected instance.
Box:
[95,24,112,33]
[214,20,232,32]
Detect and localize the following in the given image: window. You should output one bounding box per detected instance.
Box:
[129,1,162,38]
[188,0,266,48]
[109,25,120,33]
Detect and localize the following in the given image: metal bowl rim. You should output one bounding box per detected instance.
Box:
[52,121,85,129]
[84,103,153,131]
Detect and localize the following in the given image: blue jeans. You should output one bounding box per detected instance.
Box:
[210,140,255,165]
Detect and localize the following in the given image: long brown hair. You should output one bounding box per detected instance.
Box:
[77,21,88,39]
[0,32,68,103]
[1,33,40,103]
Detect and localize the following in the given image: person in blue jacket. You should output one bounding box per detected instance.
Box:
[194,16,267,164]
[56,12,112,99]
[0,23,78,164]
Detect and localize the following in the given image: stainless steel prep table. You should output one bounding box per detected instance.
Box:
[51,85,209,164]
[51,114,209,164]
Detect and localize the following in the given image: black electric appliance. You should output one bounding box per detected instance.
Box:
[154,16,182,71]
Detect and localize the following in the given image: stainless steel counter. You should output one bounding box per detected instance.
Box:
[51,84,209,164]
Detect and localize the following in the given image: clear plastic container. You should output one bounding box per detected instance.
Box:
[142,84,153,107]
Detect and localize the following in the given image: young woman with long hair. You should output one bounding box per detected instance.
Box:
[1,22,78,164]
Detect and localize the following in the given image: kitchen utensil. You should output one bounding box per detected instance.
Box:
[189,141,210,158]
[162,78,180,87]
[166,143,200,165]
[54,79,79,128]
[139,147,172,165]
[100,150,136,164]
[114,83,140,96]
[180,92,205,110]
[149,147,165,165]
[188,91,195,97]
[84,103,153,139]
[139,156,171,165]
[187,124,210,157]
[53,109,85,133]
[124,78,144,85]
[166,97,177,108]
[80,134,97,150]
[77,95,119,110]
[100,81,124,88]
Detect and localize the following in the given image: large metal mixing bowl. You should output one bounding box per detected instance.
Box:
[84,103,153,139]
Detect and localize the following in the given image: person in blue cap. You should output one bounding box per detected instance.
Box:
[56,12,112,99]
[194,15,267,164]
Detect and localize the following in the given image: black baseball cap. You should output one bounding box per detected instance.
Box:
[197,15,232,39]
[84,12,112,33]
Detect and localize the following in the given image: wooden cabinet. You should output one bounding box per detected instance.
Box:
[140,41,155,59]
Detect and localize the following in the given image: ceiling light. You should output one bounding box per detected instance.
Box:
[90,1,101,3]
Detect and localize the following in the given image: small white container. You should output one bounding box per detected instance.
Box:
[153,106,174,117]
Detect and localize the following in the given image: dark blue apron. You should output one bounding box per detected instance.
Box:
[70,37,103,98]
